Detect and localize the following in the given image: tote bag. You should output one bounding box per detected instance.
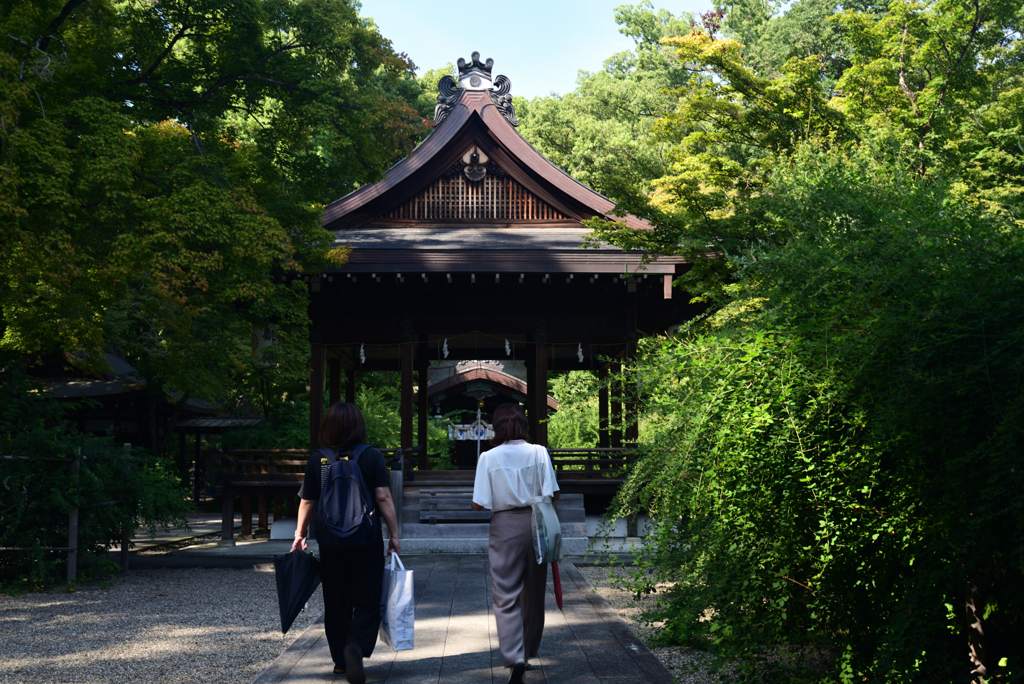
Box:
[379,553,415,651]
[531,445,563,563]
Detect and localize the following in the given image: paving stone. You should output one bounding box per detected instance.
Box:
[254,555,672,684]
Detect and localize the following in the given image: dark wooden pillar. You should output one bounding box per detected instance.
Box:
[417,364,430,470]
[530,343,549,446]
[611,360,623,448]
[328,356,341,406]
[309,342,325,450]
[624,343,639,444]
[177,431,188,485]
[258,495,268,533]
[345,368,356,404]
[193,433,203,503]
[241,495,252,537]
[598,367,610,448]
[400,342,413,471]
[526,357,536,439]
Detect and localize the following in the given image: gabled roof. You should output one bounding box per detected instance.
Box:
[322,90,648,232]
[414,363,560,411]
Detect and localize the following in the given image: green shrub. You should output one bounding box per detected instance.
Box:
[613,142,1024,681]
[1,371,188,590]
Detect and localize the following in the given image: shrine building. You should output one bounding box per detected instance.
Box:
[307,52,700,473]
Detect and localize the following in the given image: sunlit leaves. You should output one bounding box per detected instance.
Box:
[1,0,426,450]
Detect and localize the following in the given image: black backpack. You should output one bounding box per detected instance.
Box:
[313,445,377,549]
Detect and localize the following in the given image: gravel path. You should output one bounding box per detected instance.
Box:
[576,564,717,684]
[2,562,713,684]
[0,566,323,684]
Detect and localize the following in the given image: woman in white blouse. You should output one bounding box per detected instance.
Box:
[472,403,559,684]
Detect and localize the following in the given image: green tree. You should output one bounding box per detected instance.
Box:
[618,140,1024,681]
[574,0,1024,678]
[1,0,426,453]
[1,368,189,589]
[832,0,1024,181]
[516,2,693,199]
[586,0,1023,302]
[411,63,457,120]
[547,371,600,448]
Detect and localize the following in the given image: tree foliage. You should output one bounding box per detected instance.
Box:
[516,2,694,199]
[619,141,1023,680]
[547,371,601,448]
[0,0,426,453]
[518,0,1024,680]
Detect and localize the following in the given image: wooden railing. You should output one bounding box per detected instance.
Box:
[547,447,638,478]
[211,447,411,540]
[211,449,309,540]
[212,446,639,539]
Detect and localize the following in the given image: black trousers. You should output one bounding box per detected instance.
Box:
[319,534,385,665]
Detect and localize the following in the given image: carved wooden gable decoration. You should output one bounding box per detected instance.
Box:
[382,147,569,223]
[322,53,649,232]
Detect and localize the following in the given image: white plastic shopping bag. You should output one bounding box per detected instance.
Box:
[379,552,414,651]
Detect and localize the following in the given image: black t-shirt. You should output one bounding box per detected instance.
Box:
[297,445,390,515]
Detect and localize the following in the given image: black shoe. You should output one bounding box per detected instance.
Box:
[508,658,526,684]
[333,664,346,676]
[343,643,364,684]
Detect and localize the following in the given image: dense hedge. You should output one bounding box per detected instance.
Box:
[612,143,1024,682]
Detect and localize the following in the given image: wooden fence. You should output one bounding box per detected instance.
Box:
[0,449,134,583]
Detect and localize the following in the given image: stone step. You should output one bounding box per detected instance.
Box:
[395,536,589,555]
[400,523,491,539]
[413,498,582,510]
[401,507,585,524]
[415,509,587,524]
[403,492,585,506]
[398,521,588,539]
[419,510,492,524]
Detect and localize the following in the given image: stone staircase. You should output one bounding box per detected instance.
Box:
[384,470,588,555]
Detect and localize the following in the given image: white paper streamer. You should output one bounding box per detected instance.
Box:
[359,343,366,364]
[443,339,449,359]
[577,343,584,363]
[505,339,511,356]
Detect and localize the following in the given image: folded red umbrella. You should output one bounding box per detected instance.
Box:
[552,561,563,609]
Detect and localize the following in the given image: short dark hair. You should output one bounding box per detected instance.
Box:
[319,402,368,448]
[491,403,529,445]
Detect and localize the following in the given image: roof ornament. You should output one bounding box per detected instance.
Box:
[434,52,519,127]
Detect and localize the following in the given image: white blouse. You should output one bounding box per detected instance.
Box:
[472,440,559,512]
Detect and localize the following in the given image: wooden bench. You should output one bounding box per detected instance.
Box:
[212,450,309,540]
[213,448,410,540]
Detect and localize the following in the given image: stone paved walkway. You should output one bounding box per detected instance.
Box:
[253,556,671,684]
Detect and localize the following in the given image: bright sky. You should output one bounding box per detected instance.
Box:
[357,0,712,99]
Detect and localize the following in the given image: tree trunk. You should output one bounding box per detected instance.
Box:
[966,583,989,682]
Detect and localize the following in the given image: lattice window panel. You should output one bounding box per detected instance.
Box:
[384,170,569,221]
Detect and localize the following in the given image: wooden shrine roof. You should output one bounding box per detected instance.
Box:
[320,65,674,274]
[337,227,677,274]
[414,364,560,411]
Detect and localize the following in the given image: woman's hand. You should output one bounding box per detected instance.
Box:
[291,535,308,553]
[388,536,401,556]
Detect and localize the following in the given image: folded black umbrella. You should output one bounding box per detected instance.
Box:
[274,550,322,634]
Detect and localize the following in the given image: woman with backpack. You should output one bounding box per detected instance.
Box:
[472,403,560,684]
[291,402,400,684]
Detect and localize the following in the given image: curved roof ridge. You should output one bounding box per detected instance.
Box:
[322,90,650,231]
[321,101,473,226]
[415,365,560,411]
